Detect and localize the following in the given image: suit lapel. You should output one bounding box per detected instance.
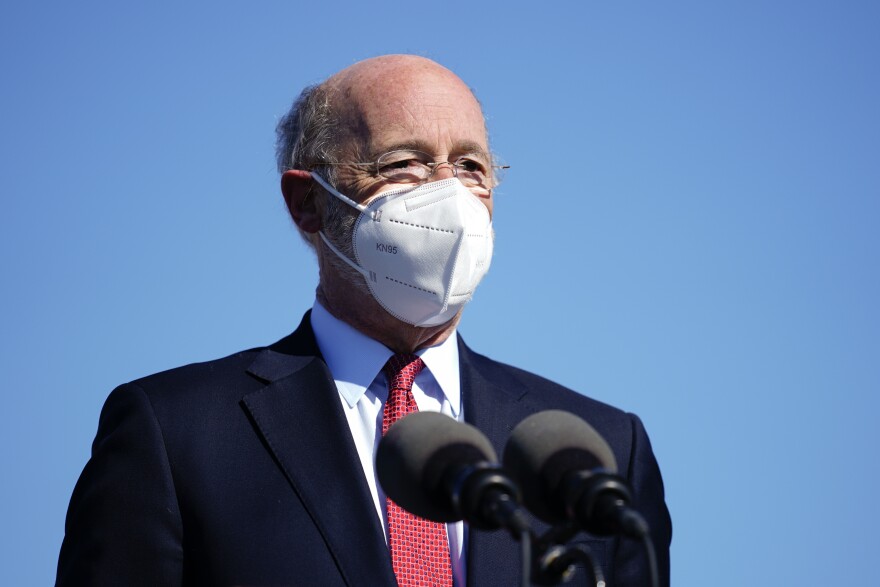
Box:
[459,338,533,587]
[242,315,395,587]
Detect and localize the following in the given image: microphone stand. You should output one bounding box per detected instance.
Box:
[449,465,534,587]
[528,519,659,587]
[529,523,605,586]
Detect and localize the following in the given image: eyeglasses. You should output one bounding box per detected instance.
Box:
[316,150,510,190]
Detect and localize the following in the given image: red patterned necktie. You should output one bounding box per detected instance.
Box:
[382,353,453,587]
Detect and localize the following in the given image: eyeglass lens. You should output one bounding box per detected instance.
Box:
[376,150,497,187]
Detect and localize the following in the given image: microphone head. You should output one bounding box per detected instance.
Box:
[376,411,498,522]
[503,410,617,523]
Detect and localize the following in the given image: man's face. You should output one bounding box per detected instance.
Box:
[290,57,494,347]
[330,60,494,218]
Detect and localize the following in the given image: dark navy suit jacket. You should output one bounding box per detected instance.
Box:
[58,313,671,586]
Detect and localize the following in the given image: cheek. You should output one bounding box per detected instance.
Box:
[338,173,391,205]
[360,180,396,201]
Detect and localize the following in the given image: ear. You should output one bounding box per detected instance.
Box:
[281,169,321,233]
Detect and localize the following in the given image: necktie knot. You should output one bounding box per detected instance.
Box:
[382,354,425,437]
[383,353,425,393]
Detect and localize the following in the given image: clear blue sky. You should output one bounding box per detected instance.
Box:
[2,1,878,584]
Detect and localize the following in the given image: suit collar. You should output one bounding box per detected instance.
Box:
[242,312,396,586]
[458,334,529,449]
[246,311,322,383]
[457,337,534,587]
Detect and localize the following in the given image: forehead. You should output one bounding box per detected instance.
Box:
[337,65,489,159]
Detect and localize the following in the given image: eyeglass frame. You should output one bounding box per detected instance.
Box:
[311,149,510,190]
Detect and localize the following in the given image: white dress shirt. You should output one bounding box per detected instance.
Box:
[310,301,467,585]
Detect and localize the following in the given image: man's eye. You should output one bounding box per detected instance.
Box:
[383,158,421,170]
[377,151,432,176]
[376,152,432,182]
[456,158,486,173]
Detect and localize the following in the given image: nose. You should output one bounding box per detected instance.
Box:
[428,161,457,181]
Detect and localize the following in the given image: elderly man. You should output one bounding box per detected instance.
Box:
[58,55,671,586]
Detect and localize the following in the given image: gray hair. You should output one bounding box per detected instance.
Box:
[275,83,365,290]
[275,84,338,177]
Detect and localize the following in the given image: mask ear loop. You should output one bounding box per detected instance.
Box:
[311,172,371,215]
[318,232,376,284]
[309,172,377,283]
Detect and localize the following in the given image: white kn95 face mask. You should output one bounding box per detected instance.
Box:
[311,173,494,327]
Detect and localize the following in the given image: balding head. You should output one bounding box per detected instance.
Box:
[277,55,487,173]
[324,55,485,156]
[327,54,465,91]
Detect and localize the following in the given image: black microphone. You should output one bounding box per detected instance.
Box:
[503,410,650,539]
[376,411,530,534]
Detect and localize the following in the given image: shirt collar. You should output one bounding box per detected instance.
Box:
[310,301,461,415]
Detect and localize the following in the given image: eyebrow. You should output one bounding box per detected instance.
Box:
[368,140,490,161]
